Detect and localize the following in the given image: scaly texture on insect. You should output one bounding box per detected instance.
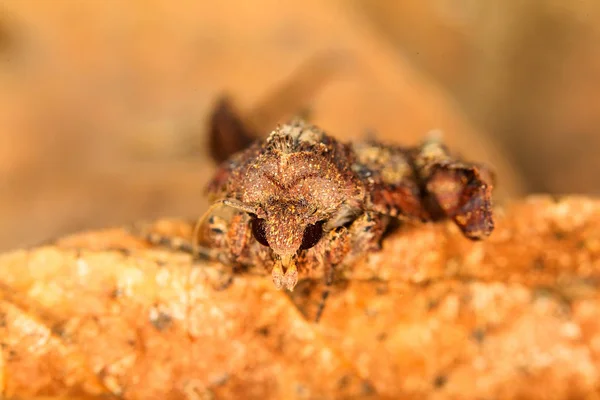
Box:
[202,117,494,297]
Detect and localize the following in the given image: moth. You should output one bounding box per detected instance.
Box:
[142,97,495,321]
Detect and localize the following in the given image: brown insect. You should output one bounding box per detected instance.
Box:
[141,94,494,321]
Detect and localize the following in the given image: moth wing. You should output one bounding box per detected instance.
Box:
[352,141,429,221]
[414,140,495,240]
[353,140,494,240]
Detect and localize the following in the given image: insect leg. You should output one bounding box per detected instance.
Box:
[206,211,254,290]
[130,222,223,261]
[314,211,385,322]
[313,227,350,322]
[315,261,335,323]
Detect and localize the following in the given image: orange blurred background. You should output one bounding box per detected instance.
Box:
[1,0,599,251]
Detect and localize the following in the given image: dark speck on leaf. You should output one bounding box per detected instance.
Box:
[433,374,448,389]
[150,309,173,331]
[554,230,567,240]
[361,380,376,395]
[471,327,486,343]
[256,326,270,336]
[338,375,351,389]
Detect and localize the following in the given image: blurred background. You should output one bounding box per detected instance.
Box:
[0,0,599,252]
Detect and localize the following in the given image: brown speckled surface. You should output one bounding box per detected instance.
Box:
[1,196,600,399]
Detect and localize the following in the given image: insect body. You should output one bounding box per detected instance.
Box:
[139,97,495,321]
[201,117,494,314]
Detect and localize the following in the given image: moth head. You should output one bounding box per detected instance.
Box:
[217,197,330,291]
[250,199,326,291]
[250,198,324,257]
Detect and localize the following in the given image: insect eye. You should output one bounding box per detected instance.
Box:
[251,218,270,247]
[299,221,324,250]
